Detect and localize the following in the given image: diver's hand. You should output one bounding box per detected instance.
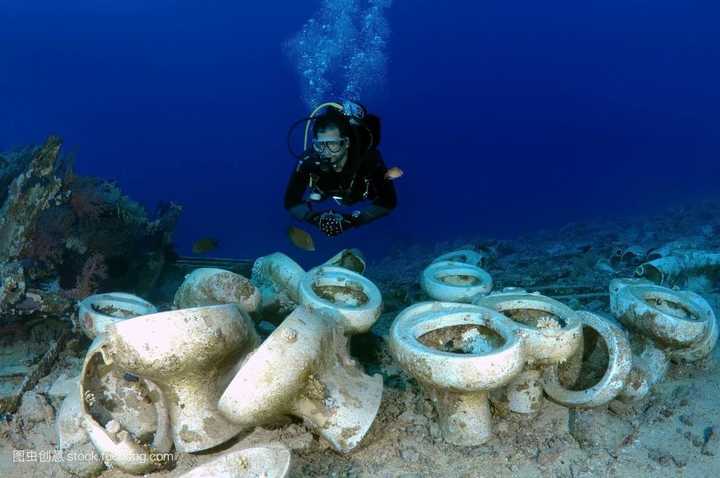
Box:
[316,211,347,237]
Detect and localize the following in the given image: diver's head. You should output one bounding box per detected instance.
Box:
[312,109,351,170]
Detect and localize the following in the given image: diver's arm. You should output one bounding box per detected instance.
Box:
[284,162,315,222]
[350,151,397,226]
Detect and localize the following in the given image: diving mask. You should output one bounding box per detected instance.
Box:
[312,137,349,156]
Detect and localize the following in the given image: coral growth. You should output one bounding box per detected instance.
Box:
[63,254,108,300]
[1,136,182,322]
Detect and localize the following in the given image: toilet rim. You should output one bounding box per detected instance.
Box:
[624,285,709,324]
[79,292,156,319]
[390,302,524,390]
[543,311,633,408]
[80,337,173,455]
[424,261,492,289]
[474,293,580,333]
[300,266,381,312]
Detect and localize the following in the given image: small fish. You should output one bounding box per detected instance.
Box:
[288,226,315,251]
[384,166,404,180]
[192,237,219,254]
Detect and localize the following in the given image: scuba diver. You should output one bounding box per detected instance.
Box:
[284,101,398,237]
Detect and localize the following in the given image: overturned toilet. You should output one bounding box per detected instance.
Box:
[99,304,259,452]
[77,337,174,475]
[389,302,525,446]
[218,305,384,453]
[250,249,371,321]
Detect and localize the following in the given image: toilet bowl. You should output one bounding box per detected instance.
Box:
[671,294,718,362]
[251,251,371,317]
[433,249,489,268]
[173,267,261,313]
[542,311,633,408]
[102,304,259,452]
[421,260,493,303]
[609,278,717,357]
[388,302,524,446]
[79,338,173,474]
[474,291,582,414]
[323,248,367,274]
[178,444,292,478]
[218,306,383,453]
[298,266,383,335]
[78,292,157,339]
[251,252,306,316]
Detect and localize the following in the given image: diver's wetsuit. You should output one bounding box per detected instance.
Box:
[284,148,397,227]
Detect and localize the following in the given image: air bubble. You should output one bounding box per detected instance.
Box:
[284,0,393,108]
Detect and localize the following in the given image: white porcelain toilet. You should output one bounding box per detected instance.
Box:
[77,292,156,339]
[421,260,493,303]
[218,306,383,453]
[101,304,259,452]
[79,338,173,474]
[298,265,383,335]
[389,302,524,446]
[610,278,718,360]
[475,291,582,414]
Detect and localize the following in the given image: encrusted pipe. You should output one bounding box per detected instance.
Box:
[218,306,383,453]
[388,302,524,445]
[635,250,720,287]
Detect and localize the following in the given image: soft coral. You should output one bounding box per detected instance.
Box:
[64,253,107,300]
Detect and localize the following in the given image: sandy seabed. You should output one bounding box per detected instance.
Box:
[2,201,720,477]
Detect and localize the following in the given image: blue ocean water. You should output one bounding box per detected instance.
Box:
[1,0,719,264]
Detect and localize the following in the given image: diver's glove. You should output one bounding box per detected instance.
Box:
[315,211,349,237]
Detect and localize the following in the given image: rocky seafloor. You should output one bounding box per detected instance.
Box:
[2,197,720,477]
